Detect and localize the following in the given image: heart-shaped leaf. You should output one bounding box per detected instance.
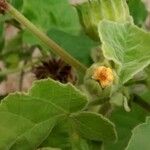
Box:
[98,20,150,84]
[0,79,87,149]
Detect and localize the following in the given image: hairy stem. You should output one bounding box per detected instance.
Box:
[5,2,87,73]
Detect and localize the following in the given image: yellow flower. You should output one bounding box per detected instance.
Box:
[92,66,114,88]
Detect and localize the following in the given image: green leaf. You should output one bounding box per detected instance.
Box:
[41,118,71,149]
[9,0,24,10]
[128,0,147,27]
[75,0,133,40]
[37,148,61,150]
[70,136,90,150]
[98,20,150,84]
[104,104,149,150]
[48,29,96,66]
[22,0,81,44]
[0,111,56,150]
[0,79,87,149]
[29,79,87,113]
[126,117,150,150]
[135,89,150,105]
[71,112,117,142]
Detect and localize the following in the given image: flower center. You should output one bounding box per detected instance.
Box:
[92,66,114,88]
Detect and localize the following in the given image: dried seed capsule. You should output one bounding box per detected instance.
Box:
[0,0,7,14]
[33,57,77,84]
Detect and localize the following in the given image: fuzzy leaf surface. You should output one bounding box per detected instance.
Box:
[76,0,132,40]
[99,20,150,83]
[0,79,87,149]
[126,117,150,150]
[104,104,149,150]
[71,112,117,142]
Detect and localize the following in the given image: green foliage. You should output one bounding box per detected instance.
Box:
[99,20,150,84]
[71,112,117,142]
[75,0,132,40]
[126,117,150,150]
[0,0,149,149]
[104,104,149,150]
[9,0,24,10]
[128,0,147,27]
[0,79,86,149]
[48,29,96,66]
[37,148,61,150]
[22,0,80,34]
[22,0,81,44]
[0,79,117,149]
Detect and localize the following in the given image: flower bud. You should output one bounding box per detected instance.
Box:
[92,66,114,88]
[73,0,132,41]
[84,62,118,103]
[74,0,101,41]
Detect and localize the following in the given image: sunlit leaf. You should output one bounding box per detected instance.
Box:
[126,117,150,150]
[0,79,88,149]
[104,104,148,150]
[99,20,150,84]
[128,0,147,27]
[75,0,132,40]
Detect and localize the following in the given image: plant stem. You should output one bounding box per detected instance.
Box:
[133,94,150,112]
[6,3,87,74]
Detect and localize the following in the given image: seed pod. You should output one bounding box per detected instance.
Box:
[33,57,77,84]
[84,62,118,103]
[0,0,7,14]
